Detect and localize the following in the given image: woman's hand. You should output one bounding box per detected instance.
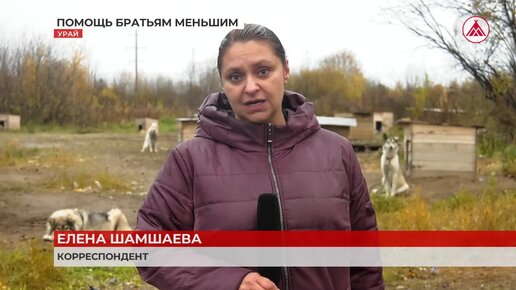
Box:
[238,272,280,290]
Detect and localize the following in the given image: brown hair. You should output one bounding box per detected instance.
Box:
[217,24,287,75]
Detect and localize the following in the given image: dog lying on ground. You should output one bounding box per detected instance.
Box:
[42,208,132,241]
[381,136,410,197]
[141,122,158,153]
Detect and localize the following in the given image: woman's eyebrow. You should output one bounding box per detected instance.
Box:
[223,59,276,73]
[252,59,274,67]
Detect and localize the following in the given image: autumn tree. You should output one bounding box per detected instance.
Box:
[395,0,516,141]
[288,50,366,115]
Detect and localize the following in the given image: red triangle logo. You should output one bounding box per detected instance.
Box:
[466,20,486,37]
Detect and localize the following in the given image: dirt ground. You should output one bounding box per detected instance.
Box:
[1,132,515,289]
[0,133,173,244]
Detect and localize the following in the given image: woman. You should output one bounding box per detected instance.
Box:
[137,24,384,290]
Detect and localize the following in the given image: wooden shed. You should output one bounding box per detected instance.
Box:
[135,118,158,132]
[316,116,357,138]
[176,117,198,143]
[373,112,394,134]
[397,119,479,178]
[348,112,375,141]
[334,112,384,150]
[0,114,21,130]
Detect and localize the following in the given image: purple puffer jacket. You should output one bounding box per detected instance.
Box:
[137,91,384,290]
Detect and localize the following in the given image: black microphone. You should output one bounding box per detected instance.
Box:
[257,193,282,286]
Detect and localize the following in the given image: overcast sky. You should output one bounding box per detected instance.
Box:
[0,0,472,87]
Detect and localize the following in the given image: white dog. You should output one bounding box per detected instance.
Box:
[381,137,410,197]
[141,122,158,153]
[42,208,132,241]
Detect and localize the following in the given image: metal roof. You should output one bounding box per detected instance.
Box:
[176,117,198,122]
[316,116,357,127]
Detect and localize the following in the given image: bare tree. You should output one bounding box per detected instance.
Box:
[394,0,515,141]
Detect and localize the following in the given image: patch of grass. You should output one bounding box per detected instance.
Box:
[0,241,147,289]
[0,139,79,169]
[44,169,132,192]
[371,193,406,213]
[501,144,516,177]
[379,189,434,230]
[38,150,78,167]
[11,148,79,170]
[19,121,143,134]
[431,189,477,211]
[11,118,179,135]
[372,192,428,230]
[61,267,146,290]
[76,121,138,134]
[0,141,40,167]
[382,267,441,288]
[72,116,179,134]
[158,115,178,133]
[20,122,78,134]
[0,240,63,290]
[477,130,507,158]
[376,186,516,230]
[376,185,516,287]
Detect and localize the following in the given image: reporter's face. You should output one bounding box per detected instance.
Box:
[220,40,290,125]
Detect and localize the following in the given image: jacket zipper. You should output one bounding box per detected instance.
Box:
[266,123,290,290]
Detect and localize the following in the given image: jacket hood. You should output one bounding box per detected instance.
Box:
[196,90,320,152]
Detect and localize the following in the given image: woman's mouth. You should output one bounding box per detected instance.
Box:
[244,99,265,106]
[243,99,267,113]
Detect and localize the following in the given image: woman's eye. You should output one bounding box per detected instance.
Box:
[229,74,242,82]
[258,68,270,76]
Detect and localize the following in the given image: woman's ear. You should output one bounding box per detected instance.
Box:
[283,59,290,83]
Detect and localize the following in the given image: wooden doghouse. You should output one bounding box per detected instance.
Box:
[176,117,198,143]
[373,112,394,134]
[0,114,21,130]
[397,119,479,178]
[348,112,375,141]
[335,112,383,150]
[135,118,158,132]
[316,116,357,139]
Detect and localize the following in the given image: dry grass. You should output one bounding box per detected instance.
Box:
[373,179,516,230]
[373,179,516,288]
[0,140,40,167]
[0,241,147,290]
[0,135,133,193]
[0,241,63,290]
[44,169,132,192]
[501,145,516,177]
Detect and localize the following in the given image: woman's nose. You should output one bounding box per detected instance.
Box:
[244,76,259,94]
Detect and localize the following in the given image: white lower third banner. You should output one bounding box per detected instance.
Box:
[53,231,516,267]
[54,247,516,267]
